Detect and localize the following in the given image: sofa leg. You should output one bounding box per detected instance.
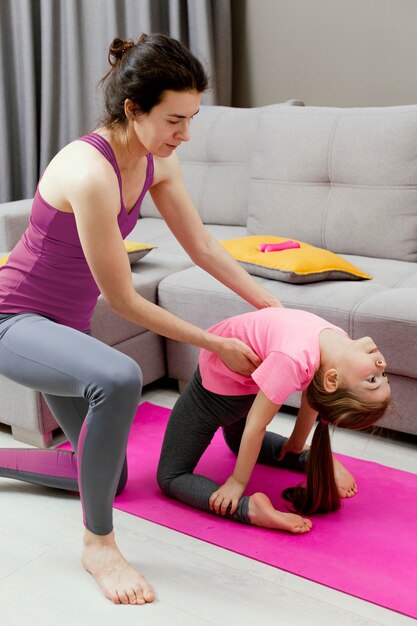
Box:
[11,426,53,448]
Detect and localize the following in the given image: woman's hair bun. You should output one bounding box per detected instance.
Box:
[108,38,135,66]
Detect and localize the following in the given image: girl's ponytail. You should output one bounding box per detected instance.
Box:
[282,366,390,515]
[282,419,341,514]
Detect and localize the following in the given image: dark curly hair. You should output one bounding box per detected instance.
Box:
[98,33,209,129]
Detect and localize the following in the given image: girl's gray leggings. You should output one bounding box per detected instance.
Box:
[0,313,142,535]
[157,368,308,525]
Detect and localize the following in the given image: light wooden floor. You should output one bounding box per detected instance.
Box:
[0,380,416,626]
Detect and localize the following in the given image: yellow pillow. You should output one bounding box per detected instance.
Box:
[221,236,371,283]
[124,241,157,264]
[0,241,157,268]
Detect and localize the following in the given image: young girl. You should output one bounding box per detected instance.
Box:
[0,34,282,605]
[157,307,391,533]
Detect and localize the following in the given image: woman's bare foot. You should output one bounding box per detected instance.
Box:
[248,492,312,533]
[82,529,155,605]
[333,457,358,498]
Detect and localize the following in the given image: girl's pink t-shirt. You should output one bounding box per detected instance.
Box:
[199,308,347,405]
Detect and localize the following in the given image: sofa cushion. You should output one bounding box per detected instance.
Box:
[124,241,157,263]
[221,235,371,283]
[350,288,417,379]
[248,105,417,262]
[0,241,157,268]
[140,100,304,227]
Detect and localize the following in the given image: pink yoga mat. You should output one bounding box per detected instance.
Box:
[63,402,417,618]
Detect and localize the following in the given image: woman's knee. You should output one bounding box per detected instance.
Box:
[93,356,143,406]
[117,357,143,398]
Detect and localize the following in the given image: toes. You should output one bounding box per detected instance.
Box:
[143,587,155,603]
[134,580,155,604]
[117,589,130,605]
[127,587,140,605]
[102,579,154,606]
[340,482,358,498]
[116,586,147,605]
[104,587,121,604]
[293,515,312,533]
[110,593,120,604]
[295,524,311,534]
[132,584,146,605]
[136,575,155,603]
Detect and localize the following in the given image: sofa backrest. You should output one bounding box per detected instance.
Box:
[247,105,417,262]
[140,100,304,226]
[0,198,32,252]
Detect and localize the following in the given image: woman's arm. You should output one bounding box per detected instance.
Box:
[68,163,260,374]
[150,154,283,310]
[209,391,280,515]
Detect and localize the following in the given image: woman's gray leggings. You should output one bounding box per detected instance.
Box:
[157,368,308,525]
[0,313,142,535]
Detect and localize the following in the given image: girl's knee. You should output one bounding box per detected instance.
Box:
[156,462,173,496]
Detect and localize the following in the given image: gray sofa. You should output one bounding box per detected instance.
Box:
[1,101,417,445]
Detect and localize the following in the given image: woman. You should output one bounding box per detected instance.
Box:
[0,34,281,605]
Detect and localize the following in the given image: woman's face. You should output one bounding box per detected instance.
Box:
[336,336,391,404]
[131,89,202,157]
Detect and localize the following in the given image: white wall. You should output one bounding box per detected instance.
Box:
[232,0,417,107]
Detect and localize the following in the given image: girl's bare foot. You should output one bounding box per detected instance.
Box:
[248,492,312,533]
[82,530,155,605]
[333,457,358,498]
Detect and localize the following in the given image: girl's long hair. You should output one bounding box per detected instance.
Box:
[282,368,390,515]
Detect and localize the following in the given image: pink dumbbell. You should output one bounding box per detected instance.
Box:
[258,240,300,252]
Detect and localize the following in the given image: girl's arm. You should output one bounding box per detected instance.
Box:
[150,154,283,310]
[209,391,280,515]
[278,391,318,460]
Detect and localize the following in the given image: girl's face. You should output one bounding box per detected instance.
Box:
[130,89,202,157]
[336,336,390,404]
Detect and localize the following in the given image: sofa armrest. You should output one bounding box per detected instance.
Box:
[0,198,32,251]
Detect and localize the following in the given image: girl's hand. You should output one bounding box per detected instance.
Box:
[209,476,246,516]
[216,338,261,376]
[278,438,308,461]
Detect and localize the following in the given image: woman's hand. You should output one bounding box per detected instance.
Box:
[216,337,261,375]
[209,476,246,516]
[264,294,284,308]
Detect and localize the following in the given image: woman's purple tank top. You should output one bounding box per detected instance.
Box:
[0,134,154,332]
